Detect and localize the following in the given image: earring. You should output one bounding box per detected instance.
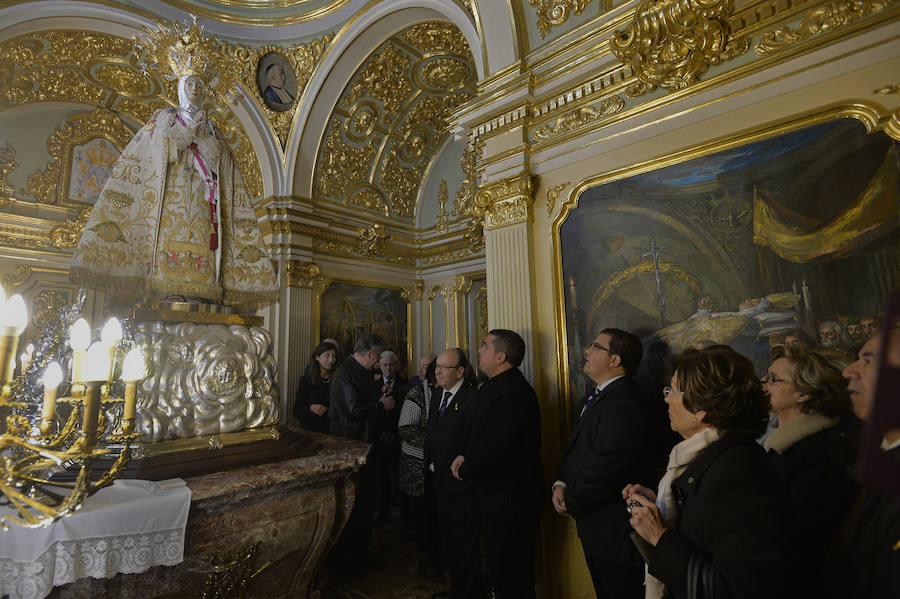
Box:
[692,415,698,423]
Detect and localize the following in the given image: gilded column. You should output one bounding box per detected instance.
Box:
[475,173,537,380]
[282,261,325,426]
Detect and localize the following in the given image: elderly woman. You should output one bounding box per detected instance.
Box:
[762,345,858,596]
[397,359,443,582]
[624,345,787,599]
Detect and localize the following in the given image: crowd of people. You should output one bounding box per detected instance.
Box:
[293,321,898,599]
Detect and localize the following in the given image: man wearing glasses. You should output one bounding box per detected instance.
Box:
[427,348,482,599]
[328,333,395,574]
[552,328,653,599]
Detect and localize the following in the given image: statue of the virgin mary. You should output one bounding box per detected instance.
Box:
[70,19,278,310]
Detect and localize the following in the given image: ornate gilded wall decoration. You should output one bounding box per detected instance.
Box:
[531,96,625,142]
[530,0,596,39]
[2,264,31,289]
[436,180,450,232]
[349,185,389,215]
[342,44,412,120]
[49,208,92,249]
[0,30,265,198]
[227,35,333,147]
[20,109,133,206]
[314,22,476,222]
[454,142,481,218]
[0,142,17,205]
[379,145,426,218]
[317,120,377,198]
[286,261,325,289]
[415,279,425,301]
[357,224,392,257]
[464,218,485,252]
[401,22,472,57]
[610,0,749,97]
[546,182,571,216]
[874,83,900,95]
[755,0,890,55]
[474,173,535,229]
[31,290,69,332]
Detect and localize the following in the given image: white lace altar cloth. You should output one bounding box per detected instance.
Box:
[0,479,191,599]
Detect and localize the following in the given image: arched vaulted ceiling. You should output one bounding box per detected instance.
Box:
[312,22,476,223]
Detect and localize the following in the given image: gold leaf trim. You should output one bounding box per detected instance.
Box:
[755,0,890,56]
[530,0,596,39]
[50,207,92,249]
[531,96,625,143]
[286,261,325,289]
[546,182,570,217]
[610,0,749,97]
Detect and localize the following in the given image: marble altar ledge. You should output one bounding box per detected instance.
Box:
[47,432,371,599]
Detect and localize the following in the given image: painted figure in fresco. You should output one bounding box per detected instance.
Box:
[846,318,866,344]
[262,63,294,106]
[861,315,881,339]
[819,320,852,352]
[70,71,278,309]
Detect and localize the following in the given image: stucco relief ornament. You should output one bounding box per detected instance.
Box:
[610,0,749,97]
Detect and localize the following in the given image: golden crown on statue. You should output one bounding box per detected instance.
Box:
[134,14,241,104]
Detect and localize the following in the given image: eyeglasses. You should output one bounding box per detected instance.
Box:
[589,343,610,352]
[662,386,683,399]
[762,373,789,384]
[435,363,462,370]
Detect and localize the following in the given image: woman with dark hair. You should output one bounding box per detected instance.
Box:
[293,341,338,433]
[762,345,857,596]
[397,358,443,582]
[623,345,788,599]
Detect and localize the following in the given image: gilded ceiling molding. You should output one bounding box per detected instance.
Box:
[0,142,17,207]
[754,0,890,55]
[436,180,450,233]
[20,109,133,206]
[379,145,427,217]
[156,0,352,27]
[285,261,325,289]
[545,182,570,217]
[49,208,92,249]
[226,35,333,147]
[610,0,749,97]
[530,0,596,39]
[2,264,32,290]
[474,173,535,230]
[0,30,264,198]
[531,96,625,143]
[357,224,392,257]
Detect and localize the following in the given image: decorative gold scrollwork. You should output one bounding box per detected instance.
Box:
[530,0,596,39]
[474,173,535,229]
[436,180,450,232]
[755,0,890,55]
[50,208,92,249]
[286,261,325,289]
[454,141,482,218]
[2,264,31,290]
[203,541,262,599]
[546,182,571,217]
[21,109,132,206]
[531,97,625,142]
[357,224,392,257]
[0,142,18,205]
[464,218,485,252]
[610,0,749,97]
[32,290,69,332]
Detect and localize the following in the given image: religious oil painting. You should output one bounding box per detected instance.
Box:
[559,119,899,424]
[319,281,408,368]
[257,52,297,112]
[68,137,120,205]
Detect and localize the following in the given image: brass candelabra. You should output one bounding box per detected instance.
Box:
[0,286,146,529]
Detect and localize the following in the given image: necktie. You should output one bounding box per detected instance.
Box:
[580,387,602,418]
[439,390,452,415]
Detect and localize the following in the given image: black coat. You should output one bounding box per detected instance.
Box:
[649,434,789,599]
[426,382,477,496]
[293,373,331,433]
[557,376,654,562]
[766,421,858,597]
[456,368,544,502]
[329,356,384,442]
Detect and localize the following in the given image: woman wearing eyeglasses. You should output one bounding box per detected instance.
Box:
[623,345,788,599]
[762,345,858,597]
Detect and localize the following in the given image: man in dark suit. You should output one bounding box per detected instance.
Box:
[452,329,544,599]
[552,328,652,599]
[374,350,407,524]
[328,333,394,573]
[426,348,482,599]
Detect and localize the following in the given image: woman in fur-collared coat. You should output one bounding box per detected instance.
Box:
[762,345,858,597]
[623,346,789,599]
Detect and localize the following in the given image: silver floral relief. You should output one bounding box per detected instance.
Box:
[133,321,280,442]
